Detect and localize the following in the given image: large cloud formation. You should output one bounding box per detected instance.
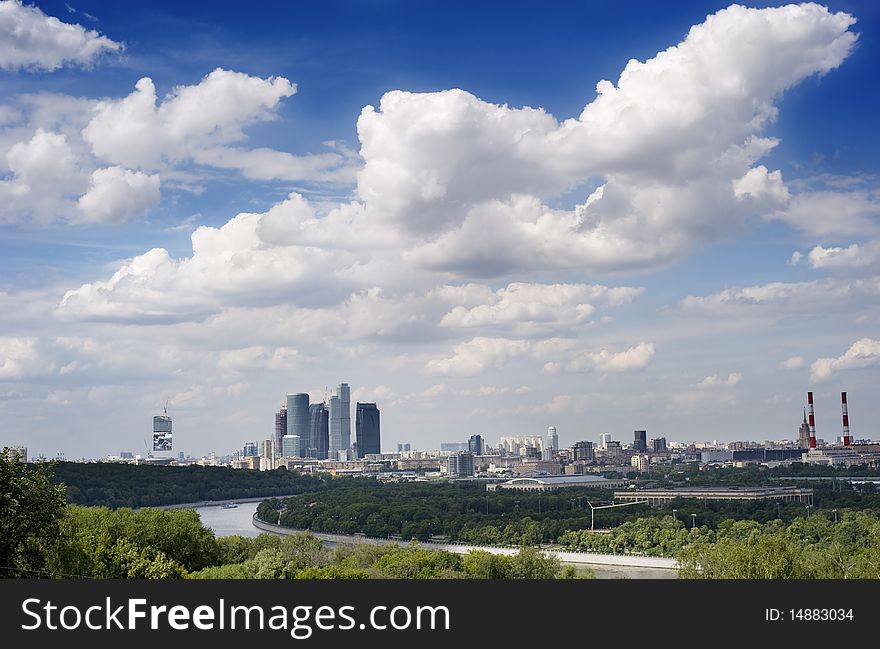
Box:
[355,3,857,272]
[0,0,122,71]
[1,68,355,223]
[56,4,860,310]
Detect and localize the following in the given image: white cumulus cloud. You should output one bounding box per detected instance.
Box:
[76,166,160,224]
[780,356,805,370]
[695,372,742,388]
[810,338,880,382]
[0,0,121,72]
[792,242,880,270]
[82,69,297,169]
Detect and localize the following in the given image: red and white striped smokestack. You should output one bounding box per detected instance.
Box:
[807,391,817,449]
[841,392,851,446]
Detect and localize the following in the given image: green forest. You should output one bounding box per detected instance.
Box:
[49,461,334,508]
[256,477,880,546]
[1,450,581,580]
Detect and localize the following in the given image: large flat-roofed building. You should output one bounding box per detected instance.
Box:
[614,486,813,506]
[486,475,628,492]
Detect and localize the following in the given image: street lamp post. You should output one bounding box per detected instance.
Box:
[691,513,697,530]
[672,508,677,523]
[832,508,838,523]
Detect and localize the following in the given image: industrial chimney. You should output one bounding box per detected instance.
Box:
[807,391,817,449]
[841,392,851,446]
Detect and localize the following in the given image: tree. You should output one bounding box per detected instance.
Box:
[509,547,561,579]
[0,449,68,578]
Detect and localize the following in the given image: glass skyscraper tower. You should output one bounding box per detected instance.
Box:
[286,393,309,457]
[329,383,351,457]
[355,402,380,458]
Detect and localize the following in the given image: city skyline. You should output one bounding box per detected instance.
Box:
[1,1,879,458]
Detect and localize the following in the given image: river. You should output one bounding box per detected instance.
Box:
[193,501,677,579]
[194,501,262,538]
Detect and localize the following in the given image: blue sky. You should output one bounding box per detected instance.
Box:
[1,0,878,459]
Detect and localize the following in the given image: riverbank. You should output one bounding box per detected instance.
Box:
[251,514,679,578]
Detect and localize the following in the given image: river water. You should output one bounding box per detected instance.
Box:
[194,501,262,538]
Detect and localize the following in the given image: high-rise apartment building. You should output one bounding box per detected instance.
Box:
[599,433,612,449]
[447,451,474,477]
[468,434,485,455]
[651,437,668,453]
[309,403,329,459]
[243,441,258,457]
[547,426,559,452]
[286,393,309,452]
[355,402,380,458]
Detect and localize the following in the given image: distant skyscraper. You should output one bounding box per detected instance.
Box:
[547,426,559,452]
[274,404,287,459]
[243,441,258,457]
[441,442,470,452]
[634,430,647,453]
[397,443,411,453]
[329,395,342,456]
[355,402,380,458]
[798,410,811,449]
[309,403,329,459]
[468,434,485,455]
[599,433,612,449]
[329,383,352,455]
[286,393,309,451]
[338,383,351,451]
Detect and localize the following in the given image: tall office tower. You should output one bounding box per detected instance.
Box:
[338,383,351,451]
[281,434,300,458]
[397,443,411,452]
[633,430,648,452]
[547,426,559,452]
[286,393,309,453]
[329,395,342,456]
[468,434,485,455]
[274,404,287,458]
[309,403,330,459]
[599,433,612,449]
[243,441,258,457]
[651,437,668,453]
[355,402,380,458]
